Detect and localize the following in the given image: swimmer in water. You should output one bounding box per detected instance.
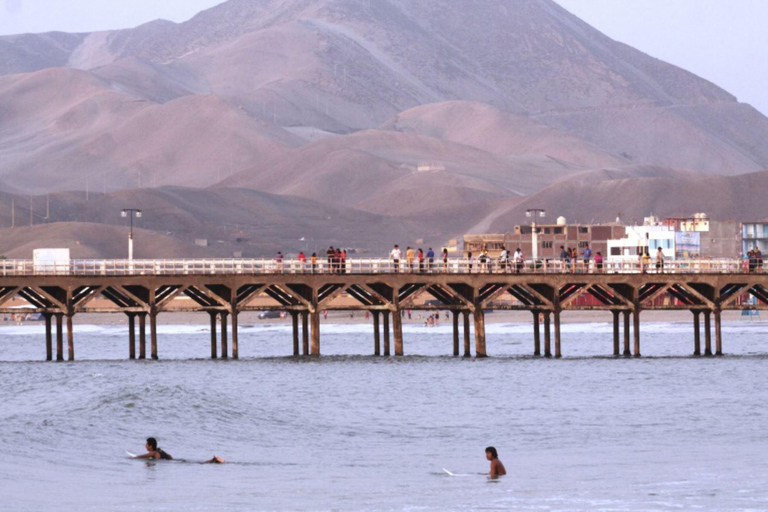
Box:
[203,455,226,464]
[135,437,173,460]
[485,446,506,477]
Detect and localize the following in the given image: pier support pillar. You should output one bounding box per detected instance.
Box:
[55,313,64,362]
[693,311,701,356]
[231,311,239,360]
[623,311,631,356]
[139,313,146,360]
[383,311,391,356]
[66,314,74,361]
[453,311,460,356]
[463,311,471,357]
[292,312,300,356]
[553,310,562,358]
[714,309,723,356]
[150,312,158,360]
[393,310,404,356]
[220,312,228,359]
[302,311,309,356]
[704,310,713,356]
[44,313,52,361]
[310,310,320,356]
[128,313,136,360]
[533,310,541,356]
[612,310,620,356]
[474,308,487,358]
[209,312,218,359]
[633,309,641,358]
[543,312,551,358]
[373,312,380,356]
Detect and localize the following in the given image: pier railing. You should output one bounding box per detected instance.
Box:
[0,257,757,276]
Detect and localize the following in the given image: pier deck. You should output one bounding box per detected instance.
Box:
[1,258,765,360]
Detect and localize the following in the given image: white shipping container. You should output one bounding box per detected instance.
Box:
[33,248,71,274]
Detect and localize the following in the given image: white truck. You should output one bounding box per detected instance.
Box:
[33,248,71,274]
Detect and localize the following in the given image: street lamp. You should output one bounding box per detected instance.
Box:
[526,209,546,260]
[121,209,142,260]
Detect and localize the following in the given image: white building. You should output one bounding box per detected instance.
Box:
[607,217,676,262]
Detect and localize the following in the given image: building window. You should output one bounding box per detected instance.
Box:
[544,228,551,234]
[579,241,589,248]
[554,227,563,234]
[542,241,553,249]
[610,247,621,256]
[579,227,589,234]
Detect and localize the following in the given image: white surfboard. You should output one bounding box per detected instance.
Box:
[442,468,455,476]
[126,450,137,458]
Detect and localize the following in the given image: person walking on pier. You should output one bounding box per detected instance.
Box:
[485,447,507,478]
[514,247,524,274]
[390,245,402,273]
[427,247,435,272]
[582,243,592,272]
[656,247,665,273]
[406,246,415,272]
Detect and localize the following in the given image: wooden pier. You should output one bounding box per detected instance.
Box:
[0,258,765,360]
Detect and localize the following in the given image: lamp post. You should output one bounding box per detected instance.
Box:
[526,209,546,260]
[121,209,142,260]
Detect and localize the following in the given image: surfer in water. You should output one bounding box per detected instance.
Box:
[134,437,173,460]
[132,438,225,464]
[485,446,506,478]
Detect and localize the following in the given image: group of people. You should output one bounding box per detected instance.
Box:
[747,247,764,272]
[389,245,449,272]
[132,437,506,477]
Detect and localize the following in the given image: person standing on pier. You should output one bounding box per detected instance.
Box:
[485,447,507,478]
[656,247,665,273]
[418,248,425,273]
[326,246,335,273]
[442,248,449,272]
[298,251,307,273]
[560,245,568,272]
[427,247,435,272]
[390,245,402,273]
[582,243,592,272]
[595,251,603,272]
[406,246,415,272]
[311,252,318,274]
[276,252,284,273]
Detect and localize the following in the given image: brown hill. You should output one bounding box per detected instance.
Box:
[487,168,768,233]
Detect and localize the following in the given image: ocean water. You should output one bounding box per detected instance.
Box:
[1,320,767,511]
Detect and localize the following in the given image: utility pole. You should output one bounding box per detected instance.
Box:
[526,209,546,260]
[121,209,142,260]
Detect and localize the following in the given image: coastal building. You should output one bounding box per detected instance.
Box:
[741,222,768,256]
[462,218,625,259]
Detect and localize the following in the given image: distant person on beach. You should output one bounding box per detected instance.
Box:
[485,446,507,478]
[134,437,173,460]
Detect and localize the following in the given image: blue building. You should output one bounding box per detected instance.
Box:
[741,222,768,256]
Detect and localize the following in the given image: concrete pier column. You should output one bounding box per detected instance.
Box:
[292,312,300,356]
[139,313,146,360]
[302,311,309,356]
[150,312,158,360]
[533,310,541,356]
[128,313,136,360]
[44,313,52,361]
[66,314,74,361]
[453,311,460,356]
[714,309,723,356]
[209,312,218,359]
[220,312,228,359]
[623,310,631,356]
[693,311,701,356]
[544,312,551,358]
[393,309,404,356]
[633,309,641,357]
[383,311,391,356]
[55,313,64,362]
[612,310,620,356]
[553,310,562,358]
[463,310,471,357]
[310,310,321,356]
[704,310,712,356]
[373,312,381,356]
[474,308,487,358]
[231,311,239,360]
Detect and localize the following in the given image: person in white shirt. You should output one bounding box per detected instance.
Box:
[390,244,402,273]
[499,247,509,273]
[513,248,524,274]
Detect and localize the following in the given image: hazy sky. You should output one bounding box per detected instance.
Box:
[1,0,766,115]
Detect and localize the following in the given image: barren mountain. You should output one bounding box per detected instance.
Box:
[1,0,767,253]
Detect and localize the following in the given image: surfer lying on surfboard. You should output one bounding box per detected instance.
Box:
[131,437,225,464]
[485,446,506,478]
